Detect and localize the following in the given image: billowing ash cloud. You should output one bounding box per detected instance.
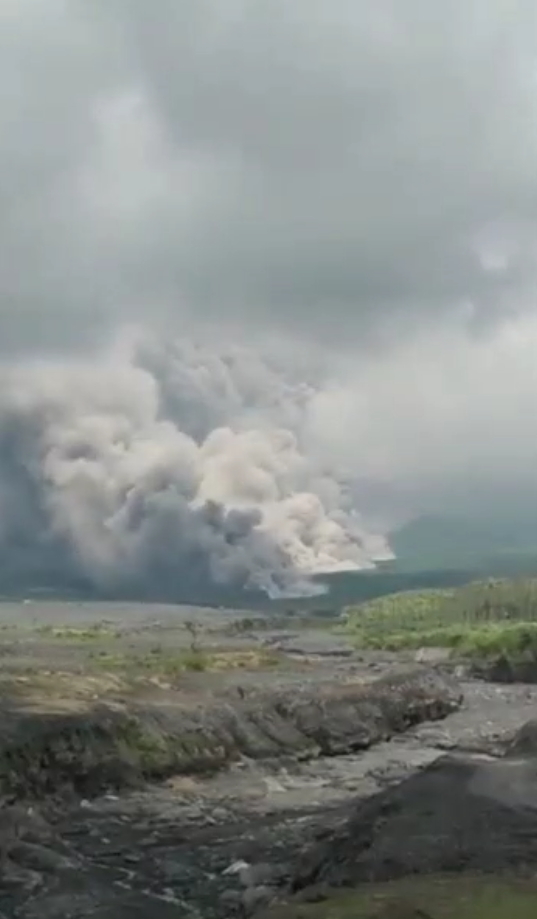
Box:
[0,336,391,599]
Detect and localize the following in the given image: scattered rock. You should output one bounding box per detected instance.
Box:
[242,884,276,914]
[291,884,330,904]
[223,859,250,876]
[220,889,242,911]
[505,719,537,756]
[238,862,283,888]
[469,653,537,683]
[9,841,78,873]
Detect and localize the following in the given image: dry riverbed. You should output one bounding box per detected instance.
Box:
[0,602,537,918]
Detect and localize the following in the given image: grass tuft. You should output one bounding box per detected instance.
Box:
[90,646,283,680]
[36,623,120,641]
[260,875,537,919]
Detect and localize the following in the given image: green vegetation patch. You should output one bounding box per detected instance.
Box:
[344,579,537,658]
[36,623,120,641]
[92,646,211,677]
[91,645,283,679]
[262,875,537,918]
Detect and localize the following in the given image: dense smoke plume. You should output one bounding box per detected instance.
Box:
[0,336,391,599]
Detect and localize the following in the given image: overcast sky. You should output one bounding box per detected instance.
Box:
[0,0,537,584]
[1,0,536,352]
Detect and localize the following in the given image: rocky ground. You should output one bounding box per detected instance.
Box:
[0,602,537,917]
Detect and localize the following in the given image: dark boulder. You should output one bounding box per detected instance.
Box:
[505,719,537,757]
[469,652,537,683]
[292,744,537,892]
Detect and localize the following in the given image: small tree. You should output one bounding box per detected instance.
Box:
[184,619,200,652]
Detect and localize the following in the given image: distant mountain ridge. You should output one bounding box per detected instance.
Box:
[390,510,537,570]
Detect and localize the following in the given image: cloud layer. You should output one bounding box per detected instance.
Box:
[2,1,537,349]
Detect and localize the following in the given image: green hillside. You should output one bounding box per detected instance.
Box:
[344,577,537,656]
[390,512,537,572]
